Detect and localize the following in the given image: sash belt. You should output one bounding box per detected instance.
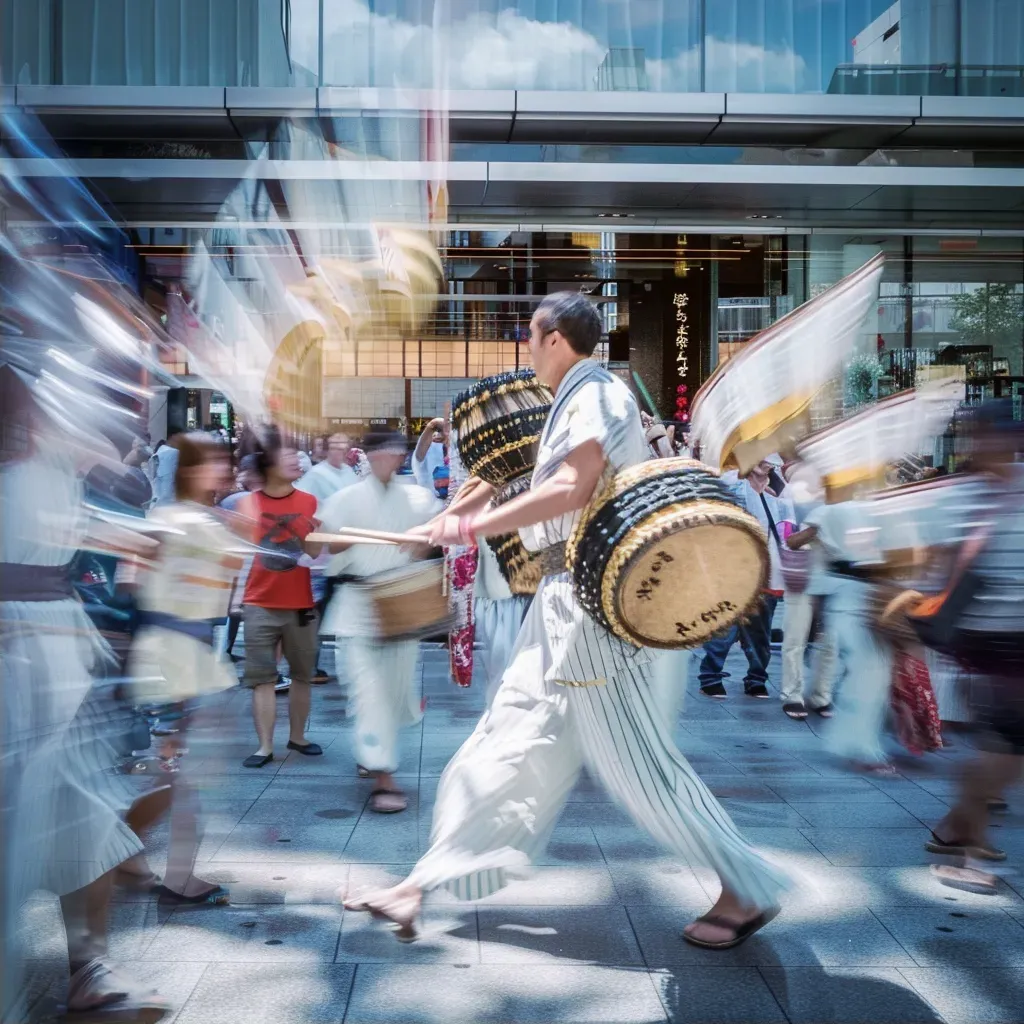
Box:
[136,610,218,647]
[0,562,74,602]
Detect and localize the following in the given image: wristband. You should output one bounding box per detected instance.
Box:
[457,514,478,546]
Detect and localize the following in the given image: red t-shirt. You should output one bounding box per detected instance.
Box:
[241,488,319,609]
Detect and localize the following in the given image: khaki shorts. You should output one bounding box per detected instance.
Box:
[242,605,319,688]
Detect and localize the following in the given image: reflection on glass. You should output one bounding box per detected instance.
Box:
[4,0,1022,94]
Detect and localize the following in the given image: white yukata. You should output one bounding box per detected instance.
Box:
[407,359,790,909]
[806,500,893,766]
[319,476,440,773]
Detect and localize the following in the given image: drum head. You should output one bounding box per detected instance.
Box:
[611,501,768,649]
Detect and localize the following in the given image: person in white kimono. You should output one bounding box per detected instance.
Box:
[319,431,439,813]
[804,496,895,773]
[343,292,790,946]
[1,408,167,1019]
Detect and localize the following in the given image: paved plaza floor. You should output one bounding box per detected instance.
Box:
[23,644,1024,1023]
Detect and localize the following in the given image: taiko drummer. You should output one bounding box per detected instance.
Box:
[318,431,440,813]
[343,293,792,945]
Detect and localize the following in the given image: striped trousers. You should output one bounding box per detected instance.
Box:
[408,638,789,910]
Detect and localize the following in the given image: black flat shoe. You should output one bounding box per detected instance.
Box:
[156,884,229,906]
[242,752,274,768]
[286,740,323,756]
[700,683,728,699]
[745,684,770,699]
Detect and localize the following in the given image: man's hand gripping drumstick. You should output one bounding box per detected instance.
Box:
[406,439,605,548]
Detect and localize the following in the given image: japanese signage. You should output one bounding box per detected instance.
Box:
[673,292,689,381]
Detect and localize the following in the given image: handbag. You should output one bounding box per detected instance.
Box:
[905,529,987,657]
[760,494,808,593]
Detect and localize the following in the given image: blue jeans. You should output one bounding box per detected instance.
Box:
[698,594,779,692]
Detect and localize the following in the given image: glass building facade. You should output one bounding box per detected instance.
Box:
[3,0,1023,441]
[5,0,1023,95]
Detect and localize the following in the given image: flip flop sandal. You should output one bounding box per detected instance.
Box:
[812,703,834,718]
[369,789,408,814]
[783,702,808,720]
[61,959,170,1023]
[357,764,372,778]
[925,832,1006,861]
[683,906,780,950]
[155,884,230,906]
[930,863,999,895]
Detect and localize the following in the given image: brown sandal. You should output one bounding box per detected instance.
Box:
[683,906,780,950]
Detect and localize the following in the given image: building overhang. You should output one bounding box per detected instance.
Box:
[6,85,1024,148]
[2,155,1022,232]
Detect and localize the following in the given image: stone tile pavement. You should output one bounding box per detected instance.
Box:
[22,643,1024,1023]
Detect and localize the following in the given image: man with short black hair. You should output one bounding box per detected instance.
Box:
[344,292,790,947]
[319,430,438,813]
[698,456,794,700]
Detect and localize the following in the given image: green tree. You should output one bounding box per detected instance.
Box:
[949,284,1024,373]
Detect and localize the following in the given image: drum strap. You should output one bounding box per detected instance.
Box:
[758,493,782,550]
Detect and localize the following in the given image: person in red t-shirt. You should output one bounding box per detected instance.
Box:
[238,426,322,768]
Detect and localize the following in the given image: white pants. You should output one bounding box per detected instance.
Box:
[826,583,893,766]
[408,640,789,910]
[347,638,422,774]
[474,596,531,709]
[650,648,691,731]
[780,592,836,708]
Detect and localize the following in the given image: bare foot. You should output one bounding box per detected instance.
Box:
[342,884,422,942]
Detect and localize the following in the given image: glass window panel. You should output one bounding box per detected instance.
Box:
[910,237,1024,390]
[13,0,1016,95]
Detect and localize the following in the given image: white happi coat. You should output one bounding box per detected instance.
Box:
[407,359,790,910]
[319,475,439,773]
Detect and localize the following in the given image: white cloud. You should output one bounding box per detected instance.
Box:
[297,2,808,95]
[648,36,809,93]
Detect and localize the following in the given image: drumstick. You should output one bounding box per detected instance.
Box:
[307,529,409,545]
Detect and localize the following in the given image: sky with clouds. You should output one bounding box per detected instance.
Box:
[289,0,912,94]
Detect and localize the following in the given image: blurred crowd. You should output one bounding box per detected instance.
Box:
[3,373,1024,1021]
